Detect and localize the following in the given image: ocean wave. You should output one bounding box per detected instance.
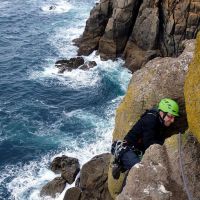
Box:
[0,155,56,200]
[28,63,100,89]
[0,94,122,200]
[0,0,132,199]
[28,52,131,91]
[48,26,84,58]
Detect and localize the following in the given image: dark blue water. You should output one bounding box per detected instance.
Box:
[0,0,131,199]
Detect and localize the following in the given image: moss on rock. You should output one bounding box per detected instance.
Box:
[184,32,200,142]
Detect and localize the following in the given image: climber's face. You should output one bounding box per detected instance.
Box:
[160,112,175,127]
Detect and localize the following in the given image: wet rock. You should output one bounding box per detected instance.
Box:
[63,187,82,200]
[61,157,80,184]
[55,57,97,73]
[49,6,56,10]
[50,156,63,173]
[55,57,84,73]
[40,177,66,198]
[50,155,80,184]
[79,61,97,70]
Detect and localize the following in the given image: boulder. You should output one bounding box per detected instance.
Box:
[67,153,112,200]
[50,155,80,184]
[50,156,63,173]
[55,57,84,73]
[55,57,97,73]
[40,177,66,198]
[184,32,200,142]
[80,153,112,200]
[116,133,200,200]
[108,39,195,198]
[63,187,82,200]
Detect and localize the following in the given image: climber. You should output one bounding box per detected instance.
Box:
[111,98,179,179]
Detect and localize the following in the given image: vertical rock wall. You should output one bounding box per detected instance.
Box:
[76,0,200,71]
[184,32,200,142]
[108,39,195,199]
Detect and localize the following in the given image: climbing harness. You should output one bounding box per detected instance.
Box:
[111,140,143,179]
[111,140,143,161]
[111,140,129,161]
[178,132,193,200]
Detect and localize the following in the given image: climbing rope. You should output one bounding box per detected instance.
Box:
[178,132,193,200]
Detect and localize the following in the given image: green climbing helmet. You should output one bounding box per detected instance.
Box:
[158,98,179,117]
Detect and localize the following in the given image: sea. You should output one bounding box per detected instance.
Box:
[0,0,132,199]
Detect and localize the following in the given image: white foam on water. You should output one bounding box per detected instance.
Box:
[2,89,127,200]
[48,26,84,58]
[40,0,72,14]
[1,156,57,200]
[28,52,131,91]
[28,62,101,89]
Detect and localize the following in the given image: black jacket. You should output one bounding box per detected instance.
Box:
[124,109,166,154]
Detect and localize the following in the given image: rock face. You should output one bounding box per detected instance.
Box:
[64,153,112,200]
[184,32,200,142]
[98,0,141,60]
[63,187,82,200]
[76,0,113,56]
[116,133,200,200]
[50,155,80,184]
[76,0,200,71]
[40,177,66,198]
[108,39,195,198]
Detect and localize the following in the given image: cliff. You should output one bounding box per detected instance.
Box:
[44,1,200,199]
[75,0,200,72]
[184,32,200,142]
[108,33,200,199]
[44,35,200,200]
[107,38,196,199]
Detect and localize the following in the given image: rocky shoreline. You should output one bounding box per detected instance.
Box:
[75,0,200,72]
[41,0,200,199]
